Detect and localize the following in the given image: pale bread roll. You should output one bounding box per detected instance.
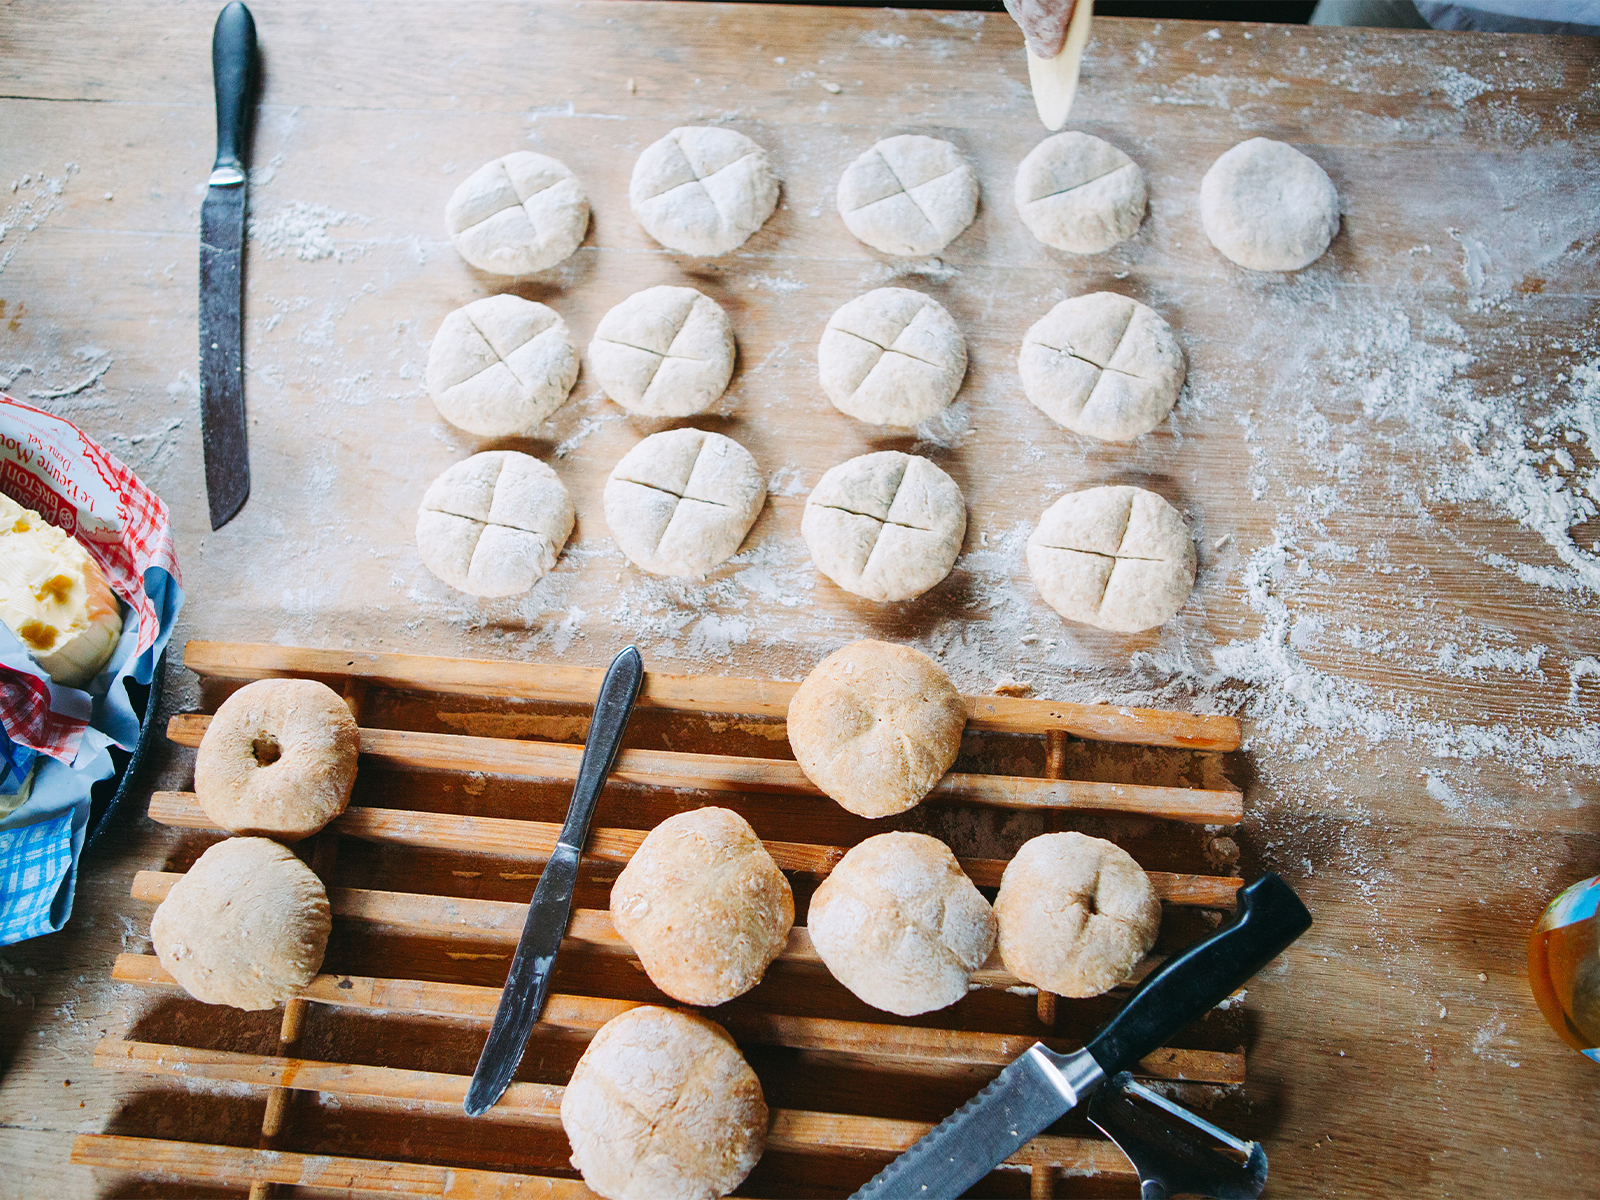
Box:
[994,832,1162,998]
[786,640,967,818]
[560,1006,767,1200]
[808,832,996,1016]
[611,808,794,1006]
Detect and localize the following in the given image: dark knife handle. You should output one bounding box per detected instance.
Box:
[211,2,259,177]
[1086,874,1312,1078]
[561,645,644,848]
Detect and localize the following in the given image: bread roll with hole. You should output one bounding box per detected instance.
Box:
[611,807,794,1006]
[808,832,996,1015]
[560,1006,767,1200]
[194,678,359,840]
[994,832,1161,997]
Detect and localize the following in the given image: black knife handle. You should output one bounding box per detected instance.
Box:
[561,646,644,847]
[1086,874,1312,1079]
[211,2,259,176]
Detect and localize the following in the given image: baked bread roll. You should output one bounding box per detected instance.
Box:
[994,832,1162,997]
[194,678,359,841]
[611,807,794,1006]
[560,1006,767,1200]
[150,837,331,1011]
[808,832,996,1016]
[786,640,966,817]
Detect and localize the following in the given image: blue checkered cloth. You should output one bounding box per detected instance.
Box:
[0,807,75,944]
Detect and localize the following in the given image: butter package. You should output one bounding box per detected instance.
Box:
[0,394,183,945]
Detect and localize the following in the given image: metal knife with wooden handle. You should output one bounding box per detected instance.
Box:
[463,645,645,1117]
[199,1,258,531]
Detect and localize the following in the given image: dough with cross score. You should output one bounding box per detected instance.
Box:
[425,295,579,436]
[561,1006,767,1200]
[416,451,574,597]
[802,452,966,602]
[150,837,331,1011]
[1015,131,1147,254]
[604,428,766,576]
[1199,137,1339,272]
[836,135,979,257]
[1019,292,1185,442]
[1027,485,1195,632]
[994,832,1162,998]
[786,640,967,818]
[194,678,359,840]
[808,832,996,1016]
[611,807,794,1007]
[817,288,967,427]
[630,127,780,257]
[588,286,736,417]
[445,151,589,275]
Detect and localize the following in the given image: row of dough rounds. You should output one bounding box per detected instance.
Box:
[424,283,1184,441]
[447,131,1339,271]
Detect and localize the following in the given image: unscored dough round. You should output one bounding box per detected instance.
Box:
[630,127,780,257]
[194,678,359,840]
[808,832,996,1016]
[787,640,967,818]
[425,294,579,436]
[611,807,794,1007]
[588,286,735,417]
[994,831,1162,998]
[445,151,589,275]
[1019,291,1185,442]
[836,135,978,257]
[151,837,331,1010]
[1027,485,1196,633]
[560,1006,767,1200]
[1015,131,1147,254]
[416,451,574,597]
[802,451,966,602]
[1199,137,1339,272]
[818,288,967,427]
[604,428,766,576]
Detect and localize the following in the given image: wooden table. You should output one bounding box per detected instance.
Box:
[2,2,1598,1195]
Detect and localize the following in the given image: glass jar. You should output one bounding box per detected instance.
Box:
[1527,874,1600,1062]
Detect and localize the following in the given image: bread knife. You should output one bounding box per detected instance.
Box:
[850,873,1312,1199]
[199,2,259,530]
[463,645,644,1117]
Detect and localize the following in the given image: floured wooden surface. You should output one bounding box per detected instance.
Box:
[0,2,1597,1195]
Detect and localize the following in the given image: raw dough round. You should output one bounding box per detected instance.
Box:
[425,294,579,436]
[630,127,780,257]
[445,151,589,275]
[561,1006,767,1200]
[802,451,966,602]
[611,807,795,1007]
[1015,131,1147,254]
[1027,485,1196,632]
[194,678,359,840]
[588,286,736,417]
[604,428,766,576]
[1019,292,1185,442]
[817,288,967,427]
[786,640,967,818]
[150,837,331,1010]
[416,451,574,597]
[1199,137,1339,272]
[808,832,996,1016]
[836,135,979,257]
[994,831,1161,998]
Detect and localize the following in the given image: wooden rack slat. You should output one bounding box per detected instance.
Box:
[164,716,1244,823]
[184,640,1241,751]
[111,955,1243,1083]
[93,1039,1137,1176]
[146,791,1244,906]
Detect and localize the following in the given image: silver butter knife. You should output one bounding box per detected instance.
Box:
[464,645,645,1116]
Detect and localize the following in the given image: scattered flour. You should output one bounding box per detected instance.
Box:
[249,200,372,262]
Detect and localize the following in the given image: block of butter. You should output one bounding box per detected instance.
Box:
[0,493,123,688]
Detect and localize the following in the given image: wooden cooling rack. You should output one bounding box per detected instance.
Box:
[74,641,1249,1199]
